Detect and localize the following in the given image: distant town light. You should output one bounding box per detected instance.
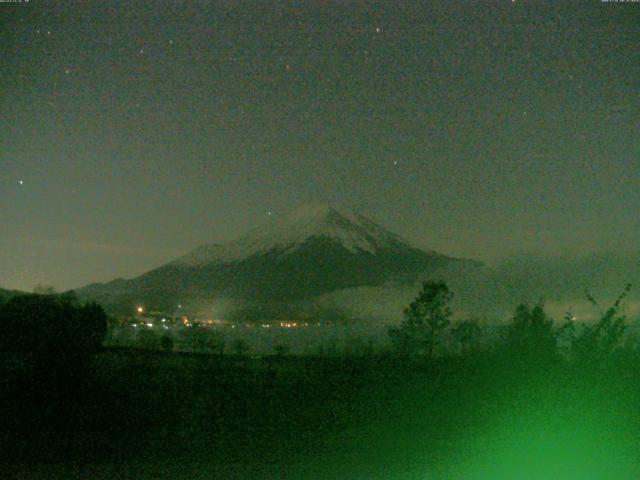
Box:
[136,306,144,314]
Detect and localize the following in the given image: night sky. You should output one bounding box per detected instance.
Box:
[2,1,639,291]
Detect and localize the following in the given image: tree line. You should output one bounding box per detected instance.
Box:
[388,280,635,367]
[0,292,107,383]
[0,282,635,366]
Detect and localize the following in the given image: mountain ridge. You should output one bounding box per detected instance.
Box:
[171,202,442,267]
[77,203,479,317]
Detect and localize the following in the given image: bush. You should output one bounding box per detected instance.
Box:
[0,293,107,359]
[569,285,631,368]
[501,303,558,361]
[183,326,225,354]
[273,343,290,357]
[138,328,160,349]
[160,334,174,352]
[232,338,250,356]
[451,319,484,356]
[0,293,107,386]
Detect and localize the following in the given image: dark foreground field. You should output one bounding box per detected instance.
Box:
[3,348,640,479]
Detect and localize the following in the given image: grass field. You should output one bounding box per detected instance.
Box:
[3,347,640,479]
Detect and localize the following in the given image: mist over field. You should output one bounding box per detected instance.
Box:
[239,251,640,325]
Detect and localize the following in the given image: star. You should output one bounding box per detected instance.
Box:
[19,180,24,185]
[267,211,272,216]
[139,49,144,54]
[169,39,174,45]
[375,27,381,33]
[65,69,70,75]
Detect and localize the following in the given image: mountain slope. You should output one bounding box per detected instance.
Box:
[78,203,479,316]
[170,203,443,266]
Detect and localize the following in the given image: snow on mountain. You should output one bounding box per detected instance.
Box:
[172,202,435,266]
[76,202,474,316]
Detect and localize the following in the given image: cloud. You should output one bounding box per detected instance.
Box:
[18,237,181,258]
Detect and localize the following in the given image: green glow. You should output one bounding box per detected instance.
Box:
[447,383,639,479]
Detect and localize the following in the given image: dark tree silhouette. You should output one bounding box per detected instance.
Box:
[0,293,108,387]
[75,301,108,352]
[138,328,160,349]
[206,330,226,355]
[570,284,631,368]
[0,294,106,356]
[184,326,225,354]
[33,284,57,295]
[160,334,174,352]
[451,318,483,356]
[388,280,453,357]
[500,302,560,365]
[232,338,250,356]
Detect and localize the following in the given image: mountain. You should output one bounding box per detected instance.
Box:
[171,202,445,267]
[74,204,640,322]
[77,203,481,319]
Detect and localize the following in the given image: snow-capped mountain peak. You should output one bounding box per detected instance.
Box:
[173,202,420,266]
[78,203,476,312]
